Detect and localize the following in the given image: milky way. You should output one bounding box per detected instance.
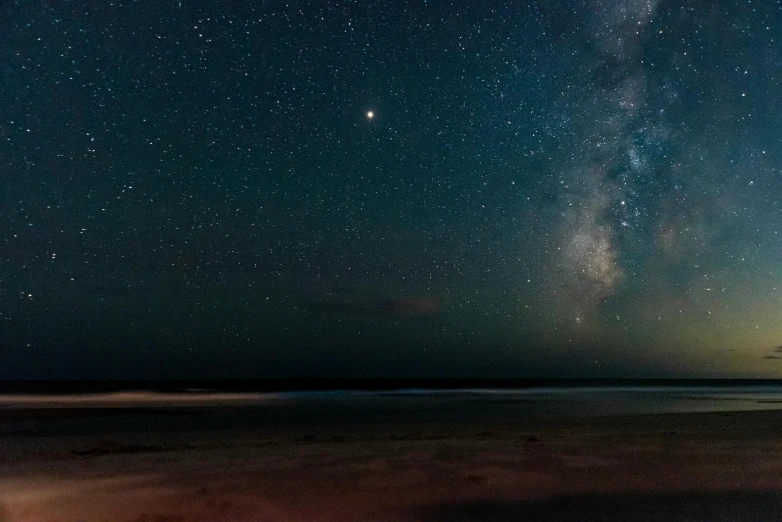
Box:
[554,0,663,311]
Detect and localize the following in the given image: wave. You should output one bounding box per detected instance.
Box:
[0,391,275,408]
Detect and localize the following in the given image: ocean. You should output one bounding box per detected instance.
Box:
[3,381,782,437]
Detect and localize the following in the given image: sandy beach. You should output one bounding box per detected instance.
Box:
[3,395,782,521]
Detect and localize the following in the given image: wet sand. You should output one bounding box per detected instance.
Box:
[2,406,782,521]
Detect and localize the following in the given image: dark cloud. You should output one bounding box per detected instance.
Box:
[762,347,782,360]
[306,296,443,319]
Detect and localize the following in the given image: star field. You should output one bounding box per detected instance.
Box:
[1,1,782,378]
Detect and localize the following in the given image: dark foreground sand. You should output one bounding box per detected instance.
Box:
[3,407,782,521]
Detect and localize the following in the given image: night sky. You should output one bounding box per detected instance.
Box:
[2,1,782,379]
